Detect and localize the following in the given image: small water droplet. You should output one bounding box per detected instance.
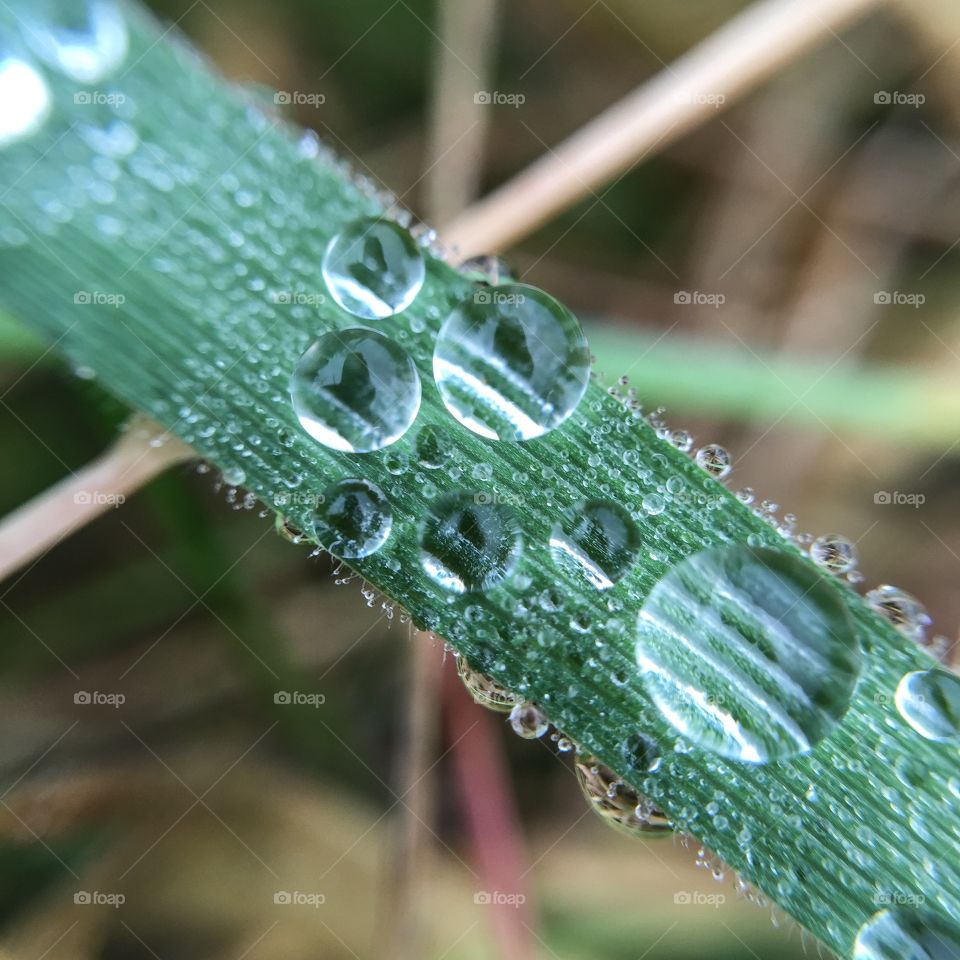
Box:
[433,284,590,441]
[322,217,424,319]
[894,669,960,742]
[866,585,931,644]
[810,534,857,575]
[414,424,450,470]
[419,491,522,593]
[636,546,860,763]
[695,443,732,480]
[291,328,421,453]
[509,701,549,738]
[457,255,516,286]
[853,907,960,959]
[622,732,662,773]
[574,755,671,837]
[455,653,521,712]
[312,478,392,559]
[642,493,665,516]
[23,0,128,83]
[550,499,640,590]
[221,466,246,486]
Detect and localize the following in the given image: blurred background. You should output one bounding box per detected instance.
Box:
[1,0,958,957]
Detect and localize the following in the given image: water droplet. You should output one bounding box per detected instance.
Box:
[456,654,521,712]
[291,328,421,453]
[622,732,662,773]
[0,56,51,147]
[574,755,672,837]
[695,443,732,480]
[853,907,960,960]
[894,669,960,742]
[433,284,590,441]
[866,585,931,644]
[509,701,549,738]
[419,491,522,593]
[312,478,392,559]
[24,0,128,83]
[221,466,246,486]
[322,217,424,319]
[810,534,857,575]
[636,546,860,763]
[274,515,305,544]
[457,255,516,286]
[550,499,641,589]
[642,493,665,516]
[414,424,450,470]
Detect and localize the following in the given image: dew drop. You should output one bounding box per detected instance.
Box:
[312,478,392,559]
[574,755,672,837]
[291,328,421,453]
[642,493,665,516]
[894,669,960,742]
[509,701,549,738]
[853,907,960,959]
[636,546,860,763]
[622,732,662,773]
[866,585,931,644]
[695,443,732,480]
[0,56,51,147]
[322,217,424,319]
[433,284,590,441]
[810,534,857,575]
[221,466,246,486]
[23,0,128,83]
[419,491,522,593]
[414,424,450,470]
[455,653,521,712]
[550,499,641,590]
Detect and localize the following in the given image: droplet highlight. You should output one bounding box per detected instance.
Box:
[322,217,425,320]
[0,56,51,147]
[550,499,641,590]
[433,284,590,441]
[291,328,421,453]
[635,546,860,763]
[419,491,522,593]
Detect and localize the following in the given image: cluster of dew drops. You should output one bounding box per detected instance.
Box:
[7,3,959,953]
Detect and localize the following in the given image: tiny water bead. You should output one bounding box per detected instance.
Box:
[322,217,425,319]
[509,701,549,739]
[636,546,860,763]
[291,328,421,453]
[550,499,641,590]
[419,491,523,594]
[810,534,857,575]
[22,0,129,83]
[853,907,960,959]
[621,732,662,773]
[312,478,393,559]
[0,55,51,147]
[456,654,522,712]
[574,755,672,837]
[894,669,960,742]
[433,284,590,442]
[866,584,931,644]
[695,443,732,480]
[414,424,450,470]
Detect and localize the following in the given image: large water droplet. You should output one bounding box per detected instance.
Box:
[508,701,549,738]
[419,491,522,593]
[0,56,51,147]
[574,754,672,837]
[695,443,732,480]
[23,0,128,83]
[895,669,960,742]
[322,217,425,319]
[866,585,931,644]
[291,328,421,453]
[810,534,857,575]
[433,284,590,441]
[550,499,641,589]
[455,653,522,712]
[313,478,393,559]
[853,907,960,959]
[635,546,860,763]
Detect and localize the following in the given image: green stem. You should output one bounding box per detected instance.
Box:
[0,4,955,957]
